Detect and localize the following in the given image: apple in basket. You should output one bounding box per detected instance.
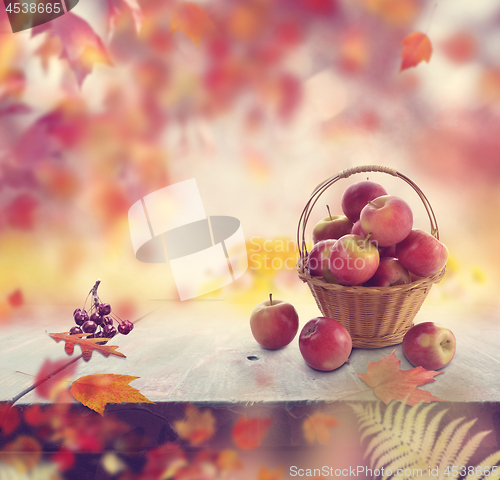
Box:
[299,317,352,371]
[328,234,380,286]
[341,180,388,223]
[360,195,413,247]
[364,257,411,287]
[312,208,353,244]
[351,219,365,237]
[396,229,449,277]
[250,294,299,349]
[308,240,339,283]
[402,322,456,370]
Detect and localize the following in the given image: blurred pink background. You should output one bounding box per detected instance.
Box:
[0,0,498,315]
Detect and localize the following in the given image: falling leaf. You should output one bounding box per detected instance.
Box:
[35,35,63,72]
[34,357,78,401]
[170,2,214,46]
[216,449,243,471]
[0,403,20,437]
[32,13,112,86]
[257,466,285,480]
[302,412,338,444]
[49,331,126,361]
[232,416,272,450]
[173,405,216,446]
[357,350,444,405]
[1,436,42,472]
[400,31,433,71]
[7,289,24,308]
[70,374,154,415]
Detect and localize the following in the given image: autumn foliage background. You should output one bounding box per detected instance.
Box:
[1,0,499,310]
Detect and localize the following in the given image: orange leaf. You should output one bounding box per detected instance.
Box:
[257,466,285,480]
[49,331,126,362]
[70,374,154,415]
[173,405,216,446]
[400,31,433,71]
[1,436,42,472]
[302,412,338,444]
[34,357,78,401]
[7,289,24,308]
[170,2,214,46]
[357,350,444,405]
[232,416,272,450]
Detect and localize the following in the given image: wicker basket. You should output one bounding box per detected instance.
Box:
[296,165,445,349]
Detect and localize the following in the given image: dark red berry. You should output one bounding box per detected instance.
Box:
[118,323,131,335]
[124,320,134,331]
[103,324,117,338]
[73,309,89,326]
[90,312,103,325]
[102,316,113,326]
[98,303,111,316]
[82,320,98,333]
[70,326,82,335]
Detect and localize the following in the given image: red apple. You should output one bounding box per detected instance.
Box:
[328,234,380,286]
[395,229,448,277]
[341,180,388,223]
[250,294,299,349]
[402,322,456,370]
[364,257,411,287]
[312,211,353,244]
[360,195,413,247]
[299,317,352,371]
[378,244,396,257]
[351,219,365,237]
[308,240,339,283]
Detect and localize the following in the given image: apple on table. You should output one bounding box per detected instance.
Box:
[250,294,299,349]
[312,206,353,244]
[360,195,413,247]
[402,322,456,370]
[299,317,352,371]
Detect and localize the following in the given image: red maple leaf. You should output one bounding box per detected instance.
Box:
[49,332,126,362]
[357,350,444,405]
[400,31,432,71]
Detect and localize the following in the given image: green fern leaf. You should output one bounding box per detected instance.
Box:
[429,417,466,466]
[438,419,477,472]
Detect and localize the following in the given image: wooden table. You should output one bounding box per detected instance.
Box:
[1,301,499,479]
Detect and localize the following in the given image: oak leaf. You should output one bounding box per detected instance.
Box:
[173,405,216,446]
[302,412,338,444]
[170,2,214,46]
[357,350,443,405]
[232,416,272,450]
[49,331,126,361]
[400,31,432,71]
[70,374,154,415]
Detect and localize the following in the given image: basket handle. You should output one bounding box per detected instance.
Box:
[296,165,440,266]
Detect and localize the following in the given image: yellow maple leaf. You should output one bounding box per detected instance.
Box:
[70,374,154,415]
[303,412,338,444]
[173,405,216,445]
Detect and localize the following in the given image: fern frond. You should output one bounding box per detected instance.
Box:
[392,399,407,438]
[454,430,491,470]
[429,417,466,466]
[413,403,438,451]
[438,419,477,472]
[419,408,448,461]
[402,400,422,437]
[465,449,500,480]
[350,403,365,417]
[365,429,394,462]
[360,423,385,443]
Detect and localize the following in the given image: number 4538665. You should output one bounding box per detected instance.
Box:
[6,2,61,13]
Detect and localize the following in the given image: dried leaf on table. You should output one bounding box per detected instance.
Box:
[232,416,273,450]
[400,31,433,71]
[357,350,443,405]
[173,405,216,446]
[49,331,126,361]
[70,374,154,415]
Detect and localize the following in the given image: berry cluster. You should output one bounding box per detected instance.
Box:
[70,279,133,343]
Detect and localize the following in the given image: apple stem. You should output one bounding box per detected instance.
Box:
[326,205,332,221]
[269,293,273,306]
